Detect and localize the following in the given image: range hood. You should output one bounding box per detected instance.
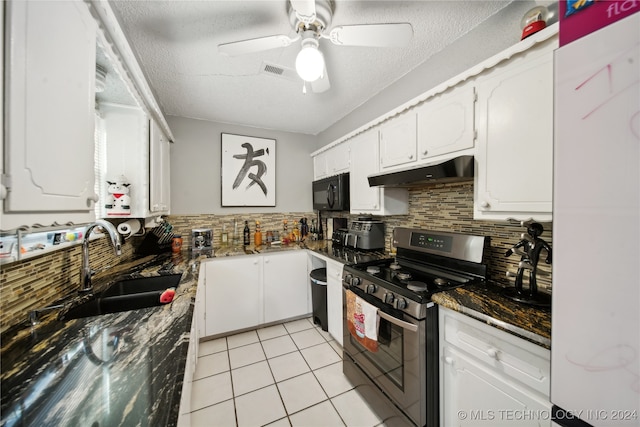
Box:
[368,155,474,187]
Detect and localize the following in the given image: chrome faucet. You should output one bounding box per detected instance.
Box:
[80,219,122,293]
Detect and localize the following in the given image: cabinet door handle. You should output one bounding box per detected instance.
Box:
[264,259,270,264]
[408,154,414,160]
[480,201,490,209]
[486,348,499,359]
[444,356,454,365]
[422,150,428,156]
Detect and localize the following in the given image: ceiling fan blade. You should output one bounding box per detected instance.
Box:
[327,23,413,47]
[218,34,298,56]
[311,65,330,93]
[290,0,316,24]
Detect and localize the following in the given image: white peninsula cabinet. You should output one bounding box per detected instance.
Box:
[2,0,98,230]
[350,129,409,215]
[440,307,551,427]
[203,251,309,337]
[474,36,557,222]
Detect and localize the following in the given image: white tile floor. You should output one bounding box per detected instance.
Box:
[187,317,387,427]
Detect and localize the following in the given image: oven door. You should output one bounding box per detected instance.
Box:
[343,286,426,426]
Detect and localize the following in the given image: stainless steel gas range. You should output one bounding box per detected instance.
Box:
[342,227,488,427]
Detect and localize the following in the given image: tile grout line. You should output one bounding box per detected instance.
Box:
[189,318,360,426]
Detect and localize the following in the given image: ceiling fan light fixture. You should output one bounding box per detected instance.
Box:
[295,38,324,82]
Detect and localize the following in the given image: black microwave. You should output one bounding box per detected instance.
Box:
[312,173,350,211]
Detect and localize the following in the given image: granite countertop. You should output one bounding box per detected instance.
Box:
[431,282,551,348]
[0,251,203,427]
[0,240,550,426]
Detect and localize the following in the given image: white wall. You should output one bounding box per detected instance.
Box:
[167,116,315,215]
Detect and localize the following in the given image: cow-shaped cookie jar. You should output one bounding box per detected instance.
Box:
[105,175,131,216]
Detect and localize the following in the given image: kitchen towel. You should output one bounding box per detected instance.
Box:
[346,289,379,352]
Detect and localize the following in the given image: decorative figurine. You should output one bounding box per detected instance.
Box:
[504,222,552,305]
[105,175,131,216]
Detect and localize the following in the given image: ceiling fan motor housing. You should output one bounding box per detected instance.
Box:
[288,0,334,34]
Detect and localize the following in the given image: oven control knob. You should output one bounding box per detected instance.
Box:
[352,277,362,286]
[365,284,376,294]
[344,274,353,284]
[383,293,395,304]
[393,298,407,310]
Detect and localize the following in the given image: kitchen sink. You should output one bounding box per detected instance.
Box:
[62,274,182,320]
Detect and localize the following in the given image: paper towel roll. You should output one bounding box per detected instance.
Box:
[117,219,141,237]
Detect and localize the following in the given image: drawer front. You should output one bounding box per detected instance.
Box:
[441,308,550,396]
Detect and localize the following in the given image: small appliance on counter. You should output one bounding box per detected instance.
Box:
[326,217,347,238]
[191,228,213,250]
[333,217,385,251]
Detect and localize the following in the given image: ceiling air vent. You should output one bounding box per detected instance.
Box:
[261,62,298,82]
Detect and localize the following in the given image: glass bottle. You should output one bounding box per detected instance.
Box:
[220,224,228,247]
[282,220,289,243]
[254,221,262,247]
[243,221,250,246]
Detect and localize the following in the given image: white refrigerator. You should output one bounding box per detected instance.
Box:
[551,11,639,427]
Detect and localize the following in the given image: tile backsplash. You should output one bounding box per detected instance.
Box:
[1,181,552,334]
[332,182,553,291]
[0,237,136,333]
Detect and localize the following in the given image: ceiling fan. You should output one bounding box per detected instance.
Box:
[218,0,413,93]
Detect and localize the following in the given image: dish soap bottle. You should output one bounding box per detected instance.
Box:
[254,221,262,247]
[243,221,250,246]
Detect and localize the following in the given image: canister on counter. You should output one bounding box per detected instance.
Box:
[172,235,183,253]
[191,228,212,250]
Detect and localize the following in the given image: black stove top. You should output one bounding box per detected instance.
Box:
[348,258,477,303]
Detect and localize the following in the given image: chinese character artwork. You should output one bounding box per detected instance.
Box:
[222,133,276,207]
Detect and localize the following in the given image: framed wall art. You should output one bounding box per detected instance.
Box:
[221,133,276,207]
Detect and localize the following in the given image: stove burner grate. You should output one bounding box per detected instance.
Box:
[366,266,381,274]
[395,271,412,281]
[407,281,428,292]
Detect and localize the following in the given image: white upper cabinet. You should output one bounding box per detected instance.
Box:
[379,111,417,170]
[416,81,476,161]
[2,0,97,229]
[313,141,350,180]
[149,119,171,215]
[350,129,408,215]
[474,37,556,221]
[99,103,150,219]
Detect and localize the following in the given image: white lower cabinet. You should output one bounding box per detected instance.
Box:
[439,307,551,427]
[204,255,262,337]
[203,251,309,337]
[264,251,309,323]
[178,271,204,427]
[326,259,344,346]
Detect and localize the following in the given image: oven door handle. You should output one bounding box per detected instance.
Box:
[378,310,418,333]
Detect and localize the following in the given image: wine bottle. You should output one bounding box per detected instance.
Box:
[243,221,250,246]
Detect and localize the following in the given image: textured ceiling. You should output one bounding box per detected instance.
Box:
[108,1,513,135]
